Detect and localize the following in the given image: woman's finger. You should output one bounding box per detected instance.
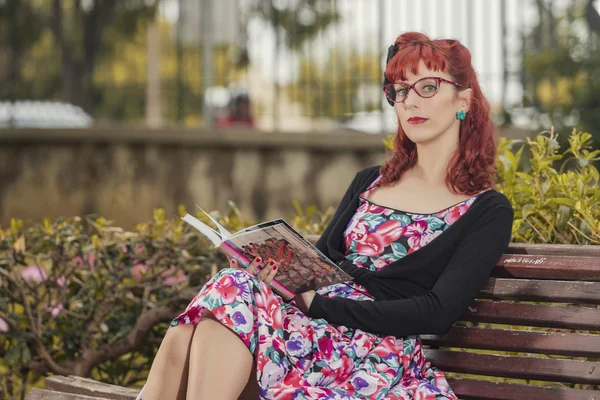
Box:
[263,261,279,284]
[229,258,240,269]
[246,256,262,275]
[257,260,277,282]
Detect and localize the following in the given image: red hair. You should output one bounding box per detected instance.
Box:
[379,32,497,195]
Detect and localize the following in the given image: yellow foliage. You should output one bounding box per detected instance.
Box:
[536,72,587,107]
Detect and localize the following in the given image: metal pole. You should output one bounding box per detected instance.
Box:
[201,0,214,127]
[378,0,385,133]
[177,0,184,123]
[272,1,280,131]
[501,0,508,112]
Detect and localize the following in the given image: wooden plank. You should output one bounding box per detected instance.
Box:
[494,254,600,281]
[462,301,600,330]
[446,378,600,400]
[25,388,112,400]
[421,327,600,358]
[506,243,600,257]
[44,376,138,400]
[424,349,600,384]
[480,278,600,304]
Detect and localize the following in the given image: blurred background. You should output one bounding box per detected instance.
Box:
[0,0,599,227]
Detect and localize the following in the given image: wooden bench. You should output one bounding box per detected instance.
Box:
[421,243,600,400]
[27,243,600,400]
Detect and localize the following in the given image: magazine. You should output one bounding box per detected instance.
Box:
[182,208,353,300]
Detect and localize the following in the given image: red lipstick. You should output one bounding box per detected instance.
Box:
[407,117,429,124]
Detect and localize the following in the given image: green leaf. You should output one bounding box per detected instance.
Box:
[546,198,576,207]
[390,242,407,258]
[556,205,571,230]
[522,204,535,218]
[389,213,412,225]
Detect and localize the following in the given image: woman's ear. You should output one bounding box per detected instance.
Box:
[458,88,473,113]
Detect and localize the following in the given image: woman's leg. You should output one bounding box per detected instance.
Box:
[186,310,256,400]
[143,324,196,400]
[237,362,259,400]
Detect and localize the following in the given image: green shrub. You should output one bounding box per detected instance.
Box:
[496,128,600,244]
[0,203,333,399]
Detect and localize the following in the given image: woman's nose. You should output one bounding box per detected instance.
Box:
[402,90,420,108]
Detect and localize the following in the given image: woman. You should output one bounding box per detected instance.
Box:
[139,32,514,400]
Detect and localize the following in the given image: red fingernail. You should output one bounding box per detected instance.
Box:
[273,265,278,270]
[269,260,275,265]
[255,256,261,262]
[231,259,237,265]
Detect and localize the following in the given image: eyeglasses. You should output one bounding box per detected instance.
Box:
[383,77,462,104]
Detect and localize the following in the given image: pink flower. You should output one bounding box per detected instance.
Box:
[375,220,405,246]
[50,303,63,318]
[71,256,85,268]
[402,220,429,252]
[443,203,471,225]
[356,234,386,257]
[20,265,48,283]
[367,204,395,216]
[48,302,64,318]
[344,219,369,251]
[134,245,145,255]
[317,336,334,361]
[161,268,187,286]
[56,277,67,287]
[373,257,394,270]
[131,263,148,281]
[0,318,9,332]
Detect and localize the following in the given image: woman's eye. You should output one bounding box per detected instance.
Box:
[396,88,408,96]
[423,85,437,92]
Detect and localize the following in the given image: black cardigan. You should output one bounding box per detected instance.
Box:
[308,166,514,338]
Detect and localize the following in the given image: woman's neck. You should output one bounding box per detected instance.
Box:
[413,138,458,185]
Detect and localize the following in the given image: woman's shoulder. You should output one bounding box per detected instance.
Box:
[353,165,382,185]
[471,189,514,217]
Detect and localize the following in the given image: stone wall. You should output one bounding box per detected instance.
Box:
[0,128,387,228]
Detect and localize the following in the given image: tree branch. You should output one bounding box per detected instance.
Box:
[32,343,74,376]
[75,300,189,376]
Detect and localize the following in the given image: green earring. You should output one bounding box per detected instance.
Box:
[456,110,466,121]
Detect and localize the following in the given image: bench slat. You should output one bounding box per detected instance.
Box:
[424,349,600,384]
[494,254,600,281]
[421,327,600,357]
[446,378,600,400]
[44,376,138,400]
[25,388,112,400]
[506,243,600,257]
[481,278,600,304]
[462,301,600,330]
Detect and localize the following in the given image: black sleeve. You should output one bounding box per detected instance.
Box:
[307,205,514,337]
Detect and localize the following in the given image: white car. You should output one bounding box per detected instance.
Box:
[0,100,94,128]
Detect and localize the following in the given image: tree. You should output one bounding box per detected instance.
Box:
[0,0,44,100]
[290,49,381,119]
[522,0,600,144]
[23,0,159,113]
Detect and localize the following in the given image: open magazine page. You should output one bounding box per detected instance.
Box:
[222,220,353,295]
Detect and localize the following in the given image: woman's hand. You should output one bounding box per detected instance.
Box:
[294,290,316,314]
[229,256,278,285]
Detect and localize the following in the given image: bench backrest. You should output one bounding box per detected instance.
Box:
[420,243,600,400]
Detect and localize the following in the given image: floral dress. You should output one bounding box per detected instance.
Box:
[170,175,476,399]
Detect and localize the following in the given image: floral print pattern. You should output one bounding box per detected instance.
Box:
[168,175,476,399]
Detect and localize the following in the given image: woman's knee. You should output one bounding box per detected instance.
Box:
[160,324,195,363]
